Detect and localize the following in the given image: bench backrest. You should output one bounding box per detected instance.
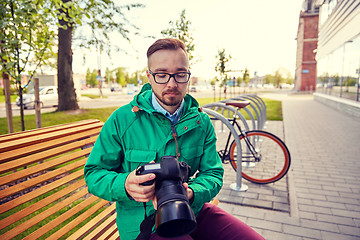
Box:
[0,119,120,240]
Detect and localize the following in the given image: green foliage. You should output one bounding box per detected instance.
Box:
[115,67,128,87]
[161,9,196,66]
[215,48,231,85]
[85,68,98,87]
[263,68,294,87]
[0,0,57,84]
[243,67,250,84]
[72,1,144,55]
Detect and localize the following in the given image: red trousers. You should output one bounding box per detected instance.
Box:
[150,203,265,240]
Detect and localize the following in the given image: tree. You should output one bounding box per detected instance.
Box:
[243,67,250,85]
[85,68,98,87]
[115,67,128,87]
[54,0,143,111]
[161,9,196,66]
[215,48,231,100]
[0,0,56,131]
[215,48,231,85]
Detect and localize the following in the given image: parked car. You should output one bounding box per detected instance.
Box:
[16,86,58,109]
[110,86,122,92]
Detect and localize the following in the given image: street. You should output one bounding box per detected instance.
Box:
[0,87,220,118]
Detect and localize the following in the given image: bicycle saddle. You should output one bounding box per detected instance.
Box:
[225,101,251,109]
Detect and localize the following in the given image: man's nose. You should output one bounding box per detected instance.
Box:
[167,76,178,87]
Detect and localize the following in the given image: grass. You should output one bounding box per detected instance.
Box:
[0,95,18,103]
[0,97,282,135]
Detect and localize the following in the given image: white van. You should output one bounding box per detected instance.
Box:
[16,86,58,109]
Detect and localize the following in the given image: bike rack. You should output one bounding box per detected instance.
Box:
[244,94,267,122]
[230,96,263,130]
[202,108,248,192]
[202,102,251,132]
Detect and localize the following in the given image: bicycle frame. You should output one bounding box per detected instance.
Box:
[218,115,259,164]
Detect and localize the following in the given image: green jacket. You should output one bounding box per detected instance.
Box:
[84,84,223,239]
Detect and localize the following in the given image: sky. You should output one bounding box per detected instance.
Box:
[73,0,305,80]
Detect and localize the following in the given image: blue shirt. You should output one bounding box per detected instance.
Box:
[152,93,183,125]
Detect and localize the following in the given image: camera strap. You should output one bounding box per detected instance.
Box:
[135,202,156,240]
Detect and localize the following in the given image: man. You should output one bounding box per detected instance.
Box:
[84,38,264,240]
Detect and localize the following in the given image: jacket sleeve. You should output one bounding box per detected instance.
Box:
[84,113,131,203]
[189,114,224,212]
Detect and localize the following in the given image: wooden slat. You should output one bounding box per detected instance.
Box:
[83,210,118,240]
[0,128,99,164]
[0,119,100,144]
[68,203,116,240]
[0,159,86,200]
[0,120,118,240]
[0,170,83,215]
[23,195,100,240]
[46,199,110,240]
[0,179,86,231]
[101,223,119,240]
[107,232,121,240]
[0,121,102,153]
[0,147,92,184]
[2,188,90,240]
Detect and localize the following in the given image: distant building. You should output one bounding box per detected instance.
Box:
[295,0,319,92]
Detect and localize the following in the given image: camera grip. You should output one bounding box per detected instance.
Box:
[140,179,155,186]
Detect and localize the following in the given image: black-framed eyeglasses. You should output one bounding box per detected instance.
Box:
[148,70,191,84]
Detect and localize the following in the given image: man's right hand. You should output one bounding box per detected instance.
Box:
[125,169,156,202]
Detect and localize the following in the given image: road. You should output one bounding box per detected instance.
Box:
[0,88,219,118]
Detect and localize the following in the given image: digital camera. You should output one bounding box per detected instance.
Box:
[136,156,197,238]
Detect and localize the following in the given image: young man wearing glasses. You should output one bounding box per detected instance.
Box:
[85,38,264,240]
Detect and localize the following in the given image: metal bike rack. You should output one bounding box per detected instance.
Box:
[231,96,263,130]
[240,94,267,129]
[203,102,251,132]
[244,94,267,121]
[203,108,248,192]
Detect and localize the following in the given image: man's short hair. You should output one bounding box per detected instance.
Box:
[147,38,187,59]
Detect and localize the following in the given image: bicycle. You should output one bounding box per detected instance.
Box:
[216,101,291,184]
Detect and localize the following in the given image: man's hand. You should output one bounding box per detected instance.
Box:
[183,182,194,201]
[125,169,156,202]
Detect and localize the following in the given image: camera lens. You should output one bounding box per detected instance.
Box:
[156,200,197,238]
[155,180,197,238]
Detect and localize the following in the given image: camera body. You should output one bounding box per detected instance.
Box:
[136,156,197,238]
[136,155,190,187]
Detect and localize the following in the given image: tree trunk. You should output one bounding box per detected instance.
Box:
[57,0,79,111]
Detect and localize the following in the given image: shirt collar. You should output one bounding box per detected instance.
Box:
[152,92,184,124]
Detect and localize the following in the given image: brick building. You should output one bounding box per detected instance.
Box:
[295,0,319,92]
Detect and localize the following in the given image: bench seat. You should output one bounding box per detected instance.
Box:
[0,119,120,240]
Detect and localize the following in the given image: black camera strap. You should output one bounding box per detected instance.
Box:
[135,203,156,240]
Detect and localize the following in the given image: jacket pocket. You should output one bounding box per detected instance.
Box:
[180,146,203,175]
[125,149,157,171]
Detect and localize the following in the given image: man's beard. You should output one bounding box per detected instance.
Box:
[154,89,182,107]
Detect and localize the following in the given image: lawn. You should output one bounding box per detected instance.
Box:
[0,97,282,135]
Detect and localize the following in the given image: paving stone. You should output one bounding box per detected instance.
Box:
[331,208,360,218]
[283,224,322,239]
[262,230,303,240]
[338,225,360,236]
[246,218,282,232]
[321,231,360,240]
[300,219,340,233]
[298,204,333,214]
[315,213,357,226]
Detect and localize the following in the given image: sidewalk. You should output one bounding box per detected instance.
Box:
[215,94,360,240]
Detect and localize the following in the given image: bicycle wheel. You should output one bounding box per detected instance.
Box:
[229,130,291,184]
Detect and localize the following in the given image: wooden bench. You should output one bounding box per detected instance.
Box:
[0,119,120,240]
